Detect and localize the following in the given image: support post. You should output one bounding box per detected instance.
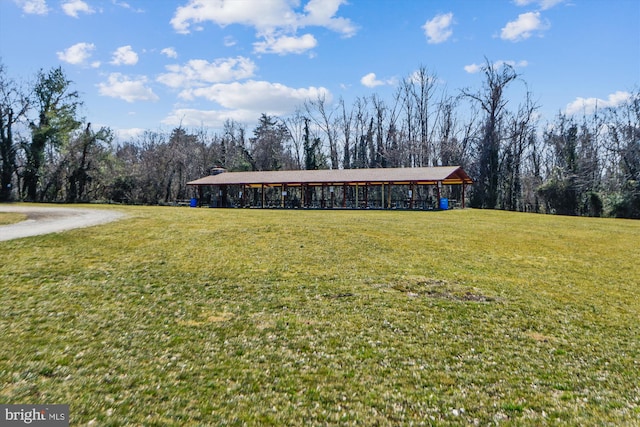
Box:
[282,184,286,208]
[462,184,466,209]
[410,183,415,209]
[365,183,369,208]
[343,184,347,208]
[330,186,334,208]
[355,183,358,209]
[261,184,265,208]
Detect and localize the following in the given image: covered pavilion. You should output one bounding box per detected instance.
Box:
[187,166,473,210]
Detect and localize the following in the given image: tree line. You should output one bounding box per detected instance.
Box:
[1,60,638,218]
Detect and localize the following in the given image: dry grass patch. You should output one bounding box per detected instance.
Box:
[389,275,496,302]
[0,211,26,225]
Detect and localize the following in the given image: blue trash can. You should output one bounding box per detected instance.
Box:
[439,198,448,210]
[190,198,198,207]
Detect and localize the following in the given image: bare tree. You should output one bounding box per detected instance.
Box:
[384,93,403,168]
[434,95,459,166]
[501,88,539,211]
[283,110,307,169]
[538,112,604,216]
[462,59,518,208]
[337,97,353,169]
[603,89,640,217]
[398,79,417,167]
[409,66,438,167]
[351,97,370,169]
[0,63,29,201]
[305,94,339,169]
[142,131,169,204]
[371,94,387,168]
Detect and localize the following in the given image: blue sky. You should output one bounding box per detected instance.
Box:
[1,0,638,140]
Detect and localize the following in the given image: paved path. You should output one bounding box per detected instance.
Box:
[0,205,124,242]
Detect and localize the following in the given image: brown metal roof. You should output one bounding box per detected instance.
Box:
[187,166,472,188]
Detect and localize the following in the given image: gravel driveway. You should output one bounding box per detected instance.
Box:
[0,205,124,241]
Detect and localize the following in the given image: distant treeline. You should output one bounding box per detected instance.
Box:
[1,61,638,218]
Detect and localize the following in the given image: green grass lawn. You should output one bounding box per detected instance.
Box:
[1,206,638,425]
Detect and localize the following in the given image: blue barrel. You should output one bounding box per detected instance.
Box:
[439,198,448,210]
[190,198,198,207]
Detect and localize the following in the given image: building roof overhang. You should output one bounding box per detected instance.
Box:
[187,166,473,188]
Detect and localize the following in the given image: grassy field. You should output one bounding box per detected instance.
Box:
[0,212,26,225]
[1,205,639,425]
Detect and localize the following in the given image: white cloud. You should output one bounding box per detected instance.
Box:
[496,59,529,69]
[565,91,631,115]
[360,72,395,88]
[115,127,147,141]
[501,11,549,41]
[161,47,178,59]
[464,64,482,74]
[157,56,256,89]
[162,108,258,128]
[97,73,159,102]
[110,45,139,66]
[422,12,454,44]
[171,0,355,35]
[171,0,291,34]
[464,59,528,74]
[170,0,356,55]
[178,80,330,114]
[112,0,144,13]
[407,70,440,86]
[514,0,565,10]
[300,0,357,37]
[62,0,94,18]
[13,0,48,14]
[162,78,330,128]
[254,33,317,55]
[57,42,96,65]
[361,73,382,88]
[162,77,332,127]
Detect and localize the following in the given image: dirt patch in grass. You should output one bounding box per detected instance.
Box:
[322,292,355,299]
[389,276,496,302]
[178,311,234,326]
[526,331,559,343]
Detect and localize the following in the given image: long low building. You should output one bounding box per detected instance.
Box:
[187,166,473,210]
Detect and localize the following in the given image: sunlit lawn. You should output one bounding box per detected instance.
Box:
[1,205,639,425]
[0,212,26,225]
